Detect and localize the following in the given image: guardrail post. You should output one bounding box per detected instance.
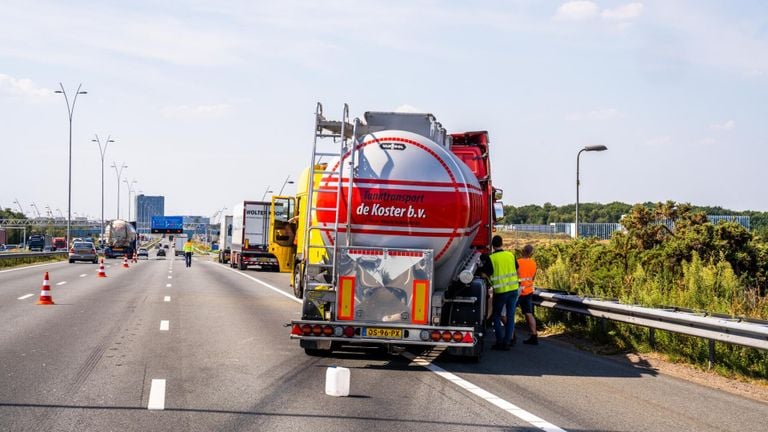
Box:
[649,327,656,349]
[708,339,716,370]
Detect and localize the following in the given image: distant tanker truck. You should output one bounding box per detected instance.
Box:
[289,104,503,360]
[104,219,137,259]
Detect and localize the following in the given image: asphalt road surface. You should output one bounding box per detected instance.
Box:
[1,254,767,431]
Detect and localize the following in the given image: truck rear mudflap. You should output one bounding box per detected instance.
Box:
[289,319,477,348]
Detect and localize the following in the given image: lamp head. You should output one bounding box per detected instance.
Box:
[584,145,608,152]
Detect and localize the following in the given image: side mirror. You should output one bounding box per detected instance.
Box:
[493,202,505,220]
[494,188,504,200]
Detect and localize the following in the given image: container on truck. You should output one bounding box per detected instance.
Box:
[230,201,279,271]
[104,219,138,258]
[217,215,233,264]
[174,234,188,256]
[52,237,67,251]
[289,103,504,361]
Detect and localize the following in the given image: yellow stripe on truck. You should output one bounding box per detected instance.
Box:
[337,276,355,320]
[412,280,429,324]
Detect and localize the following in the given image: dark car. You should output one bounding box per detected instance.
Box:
[157,248,166,258]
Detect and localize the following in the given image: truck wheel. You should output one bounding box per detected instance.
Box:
[238,259,246,270]
[292,265,304,299]
[69,259,74,264]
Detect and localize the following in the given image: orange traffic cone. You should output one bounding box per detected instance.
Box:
[133,251,138,263]
[97,259,107,278]
[37,272,55,305]
[123,255,130,268]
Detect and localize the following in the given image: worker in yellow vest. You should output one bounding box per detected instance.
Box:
[183,238,194,268]
[516,244,539,345]
[489,235,519,351]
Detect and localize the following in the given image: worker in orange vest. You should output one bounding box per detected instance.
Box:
[516,244,539,345]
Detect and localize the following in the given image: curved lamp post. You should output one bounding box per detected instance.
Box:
[55,83,87,246]
[576,145,608,238]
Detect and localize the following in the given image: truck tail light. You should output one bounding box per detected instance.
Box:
[441,331,452,342]
[430,330,441,342]
[291,324,303,336]
[343,326,355,337]
[452,331,463,342]
[301,324,312,335]
[311,325,322,336]
[322,325,333,336]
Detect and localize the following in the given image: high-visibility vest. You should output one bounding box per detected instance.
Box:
[489,250,519,294]
[517,257,537,296]
[183,242,193,253]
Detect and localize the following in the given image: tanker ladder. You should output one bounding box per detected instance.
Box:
[303,102,360,295]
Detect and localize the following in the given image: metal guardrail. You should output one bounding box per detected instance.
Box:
[0,251,68,260]
[532,289,768,363]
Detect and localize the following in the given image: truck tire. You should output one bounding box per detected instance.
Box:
[292,264,304,299]
[238,258,246,270]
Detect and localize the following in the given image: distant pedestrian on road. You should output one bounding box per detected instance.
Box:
[183,238,194,268]
[517,244,539,345]
[489,235,519,351]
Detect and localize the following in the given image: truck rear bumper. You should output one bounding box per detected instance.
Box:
[289,320,478,348]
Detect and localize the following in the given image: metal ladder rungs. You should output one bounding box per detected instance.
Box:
[314,152,342,157]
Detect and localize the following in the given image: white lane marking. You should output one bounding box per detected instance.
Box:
[213,262,564,432]
[164,296,171,302]
[401,352,566,431]
[168,270,172,273]
[0,261,68,274]
[160,320,170,331]
[147,379,166,410]
[56,281,67,286]
[17,294,34,300]
[220,265,300,302]
[166,283,172,287]
[80,274,87,277]
[167,276,172,279]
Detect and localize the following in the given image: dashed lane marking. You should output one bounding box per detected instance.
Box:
[167,276,172,279]
[147,379,166,410]
[80,274,87,277]
[56,281,67,286]
[164,296,171,302]
[213,262,567,432]
[17,294,34,300]
[160,320,169,331]
[166,283,172,287]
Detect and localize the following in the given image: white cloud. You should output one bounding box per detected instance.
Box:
[710,120,735,131]
[394,104,425,113]
[645,136,671,147]
[566,108,623,121]
[555,1,599,21]
[602,3,644,20]
[161,104,232,119]
[0,74,52,98]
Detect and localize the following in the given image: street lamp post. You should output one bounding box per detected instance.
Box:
[123,179,137,221]
[278,175,295,195]
[111,162,128,219]
[576,145,608,238]
[261,185,273,201]
[55,83,87,247]
[93,135,114,245]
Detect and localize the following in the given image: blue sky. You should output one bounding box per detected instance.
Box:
[1,1,767,220]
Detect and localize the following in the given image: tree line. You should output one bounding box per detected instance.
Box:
[501,201,768,236]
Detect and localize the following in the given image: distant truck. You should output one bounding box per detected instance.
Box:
[52,237,67,251]
[28,234,47,252]
[174,234,188,256]
[230,201,279,271]
[217,215,233,264]
[104,219,138,258]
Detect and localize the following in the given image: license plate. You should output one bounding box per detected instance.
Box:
[363,327,403,339]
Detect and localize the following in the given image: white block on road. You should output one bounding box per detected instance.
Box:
[164,296,171,302]
[160,320,170,331]
[147,379,166,410]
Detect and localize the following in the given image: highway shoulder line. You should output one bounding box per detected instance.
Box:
[0,261,68,274]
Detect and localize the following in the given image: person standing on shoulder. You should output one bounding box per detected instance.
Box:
[489,235,520,351]
[183,238,194,268]
[516,244,539,345]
